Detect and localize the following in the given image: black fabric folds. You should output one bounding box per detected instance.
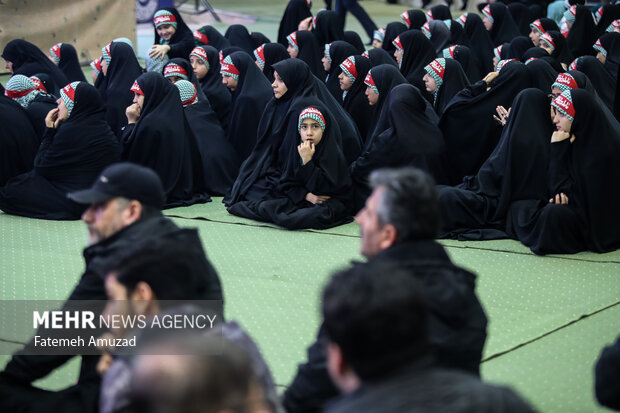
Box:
[575,56,616,113]
[365,48,398,68]
[429,5,451,21]
[258,43,289,83]
[446,45,482,83]
[432,59,470,116]
[566,5,598,58]
[278,0,313,46]
[227,99,352,229]
[507,89,620,254]
[428,20,451,55]
[153,7,194,59]
[225,25,256,54]
[439,60,531,185]
[343,31,365,54]
[184,99,241,196]
[57,43,87,82]
[398,30,436,93]
[364,64,409,141]
[546,30,574,67]
[196,45,232,129]
[194,25,231,50]
[439,89,553,240]
[25,94,57,139]
[325,41,358,101]
[598,32,620,79]
[382,22,408,57]
[487,3,521,46]
[507,2,535,36]
[526,58,558,94]
[225,51,274,161]
[101,42,144,138]
[351,84,447,206]
[504,36,535,61]
[0,96,39,186]
[464,13,495,75]
[313,10,345,46]
[2,39,68,95]
[294,30,325,80]
[342,55,375,145]
[121,72,210,208]
[402,10,427,30]
[0,82,120,219]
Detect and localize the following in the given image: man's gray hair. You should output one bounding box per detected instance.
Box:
[369,167,440,241]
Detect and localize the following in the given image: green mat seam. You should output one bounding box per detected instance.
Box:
[482,300,620,364]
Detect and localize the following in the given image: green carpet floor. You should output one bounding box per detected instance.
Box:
[1,198,619,411]
[1,1,619,411]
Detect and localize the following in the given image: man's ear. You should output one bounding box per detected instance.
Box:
[380,223,398,250]
[326,341,361,393]
[122,200,143,226]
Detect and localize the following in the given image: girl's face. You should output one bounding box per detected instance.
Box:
[287,43,298,58]
[394,49,403,66]
[166,75,182,83]
[272,71,288,99]
[338,72,352,91]
[553,108,573,133]
[157,24,176,41]
[538,39,553,55]
[365,86,378,105]
[56,97,69,120]
[255,60,263,71]
[133,92,145,112]
[300,118,324,146]
[5,60,13,74]
[529,29,540,46]
[221,74,238,91]
[190,56,208,80]
[596,51,606,65]
[372,40,383,49]
[550,87,563,100]
[423,73,437,92]
[101,59,109,76]
[322,52,331,72]
[483,17,493,31]
[492,56,499,71]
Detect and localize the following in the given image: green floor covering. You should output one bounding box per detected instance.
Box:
[1,202,619,411]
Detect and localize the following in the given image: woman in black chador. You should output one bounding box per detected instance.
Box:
[423,58,470,116]
[49,43,87,82]
[323,41,358,101]
[220,51,273,161]
[121,72,209,208]
[287,30,325,80]
[174,80,240,196]
[392,30,436,95]
[227,102,352,229]
[350,83,447,210]
[190,45,231,130]
[278,0,313,46]
[481,3,521,46]
[99,42,144,138]
[339,55,375,145]
[507,89,620,254]
[0,82,120,219]
[254,43,290,83]
[438,89,553,240]
[4,74,58,139]
[2,39,68,95]
[193,25,231,50]
[439,60,531,185]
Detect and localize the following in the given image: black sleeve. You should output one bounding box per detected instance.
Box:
[168,32,195,59]
[282,325,340,413]
[33,127,57,168]
[349,133,394,186]
[595,335,620,410]
[548,139,572,196]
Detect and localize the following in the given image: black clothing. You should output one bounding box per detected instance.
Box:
[225,51,274,161]
[0,214,223,413]
[283,239,489,413]
[225,24,256,54]
[164,58,209,104]
[342,55,374,144]
[598,32,620,79]
[227,100,352,229]
[2,39,68,95]
[503,36,535,61]
[25,93,57,139]
[121,72,210,208]
[365,48,398,68]
[351,84,447,205]
[325,41,358,101]
[0,96,39,186]
[0,82,120,219]
[313,10,345,46]
[507,89,620,254]
[595,335,620,410]
[525,58,558,94]
[325,361,535,413]
[439,89,553,239]
[464,13,495,75]
[508,2,535,36]
[257,43,289,83]
[225,58,360,206]
[545,30,574,67]
[343,31,365,54]
[382,21,408,57]
[153,7,194,59]
[278,0,313,46]
[429,4,452,20]
[196,45,232,130]
[398,30,436,94]
[194,25,231,50]
[445,45,482,83]
[487,3,521,46]
[439,60,531,185]
[364,63,408,141]
[57,43,87,82]
[566,5,598,58]
[596,4,620,38]
[250,32,271,48]
[575,56,616,113]
[402,9,427,30]
[432,59,470,116]
[428,20,452,55]
[522,47,564,73]
[294,30,325,80]
[100,42,143,138]
[185,99,240,196]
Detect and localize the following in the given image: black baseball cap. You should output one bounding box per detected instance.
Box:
[67,162,166,208]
